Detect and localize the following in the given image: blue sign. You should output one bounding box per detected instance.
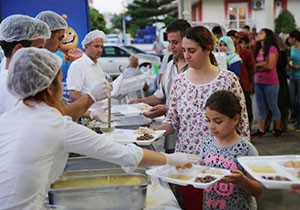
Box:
[0,0,91,50]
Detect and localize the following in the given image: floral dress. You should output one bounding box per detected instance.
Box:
[163,68,250,154]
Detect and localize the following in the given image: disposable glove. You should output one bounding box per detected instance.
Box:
[163,152,199,166]
[89,108,115,123]
[88,81,113,102]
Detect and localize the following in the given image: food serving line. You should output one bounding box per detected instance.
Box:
[47,103,300,209]
[47,103,183,209]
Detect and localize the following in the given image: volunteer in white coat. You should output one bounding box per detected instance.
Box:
[0,47,198,209]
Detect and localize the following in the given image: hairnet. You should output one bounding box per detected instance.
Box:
[81,30,106,48]
[36,10,68,31]
[0,14,51,42]
[7,47,62,99]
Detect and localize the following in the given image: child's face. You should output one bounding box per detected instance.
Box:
[219,41,227,53]
[205,107,239,140]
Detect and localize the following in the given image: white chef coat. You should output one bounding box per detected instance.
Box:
[66,53,107,110]
[0,102,143,210]
[0,58,19,116]
[66,53,106,94]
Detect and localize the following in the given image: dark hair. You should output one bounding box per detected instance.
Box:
[227,30,238,38]
[238,35,250,45]
[166,19,191,38]
[0,40,31,57]
[205,90,242,118]
[24,71,64,115]
[212,26,223,35]
[289,30,300,41]
[254,28,280,61]
[185,26,217,65]
[243,25,250,30]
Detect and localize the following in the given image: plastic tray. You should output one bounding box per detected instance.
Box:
[111,103,152,116]
[146,165,230,189]
[238,155,300,189]
[102,128,165,146]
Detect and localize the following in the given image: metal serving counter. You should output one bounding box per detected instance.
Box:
[52,157,181,210]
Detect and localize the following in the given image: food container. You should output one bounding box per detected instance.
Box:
[64,157,120,171]
[146,164,230,189]
[238,155,300,189]
[48,168,150,210]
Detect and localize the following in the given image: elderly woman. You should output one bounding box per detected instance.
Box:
[0,48,197,209]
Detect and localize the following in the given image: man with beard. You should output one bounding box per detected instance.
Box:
[129,19,191,153]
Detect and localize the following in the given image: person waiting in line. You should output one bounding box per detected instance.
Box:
[200,90,263,210]
[0,47,198,209]
[0,14,110,122]
[287,30,300,131]
[154,26,250,210]
[251,28,282,138]
[212,25,223,40]
[129,19,191,154]
[219,36,242,77]
[227,30,255,130]
[122,55,146,100]
[152,36,164,57]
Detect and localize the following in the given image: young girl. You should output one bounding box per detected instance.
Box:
[200,90,263,210]
[219,36,242,77]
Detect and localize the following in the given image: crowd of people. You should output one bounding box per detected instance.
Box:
[0,9,299,210]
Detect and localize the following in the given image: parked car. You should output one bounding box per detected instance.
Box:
[123,45,161,60]
[99,44,161,77]
[105,34,121,44]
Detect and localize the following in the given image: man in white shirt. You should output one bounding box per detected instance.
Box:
[129,19,191,153]
[67,30,107,101]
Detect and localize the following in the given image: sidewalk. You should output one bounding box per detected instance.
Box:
[251,127,300,210]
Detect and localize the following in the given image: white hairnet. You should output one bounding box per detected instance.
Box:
[81,30,106,48]
[36,10,68,31]
[7,47,62,99]
[0,14,51,42]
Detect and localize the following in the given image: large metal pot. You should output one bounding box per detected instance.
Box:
[48,168,149,210]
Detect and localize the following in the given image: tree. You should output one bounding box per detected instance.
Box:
[111,14,123,31]
[125,0,177,37]
[89,7,109,33]
[274,9,297,34]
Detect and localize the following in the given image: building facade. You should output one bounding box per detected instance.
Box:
[178,0,299,31]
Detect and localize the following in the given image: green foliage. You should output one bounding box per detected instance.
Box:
[274,9,297,34]
[89,7,109,33]
[125,0,177,37]
[111,14,123,31]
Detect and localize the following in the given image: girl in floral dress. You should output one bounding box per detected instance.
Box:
[200,90,262,210]
[156,26,250,210]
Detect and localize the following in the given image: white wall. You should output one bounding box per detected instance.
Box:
[202,0,226,26]
[287,0,300,28]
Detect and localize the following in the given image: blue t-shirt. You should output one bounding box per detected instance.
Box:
[228,61,241,77]
[199,135,258,210]
[55,50,72,99]
[290,45,300,80]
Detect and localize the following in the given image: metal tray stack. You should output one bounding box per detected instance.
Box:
[49,168,150,210]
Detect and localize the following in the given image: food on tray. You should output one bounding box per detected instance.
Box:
[175,163,193,170]
[261,175,290,181]
[248,165,277,173]
[165,174,194,181]
[136,127,154,135]
[194,176,216,183]
[284,161,300,168]
[199,167,223,175]
[136,133,154,140]
[137,104,152,111]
